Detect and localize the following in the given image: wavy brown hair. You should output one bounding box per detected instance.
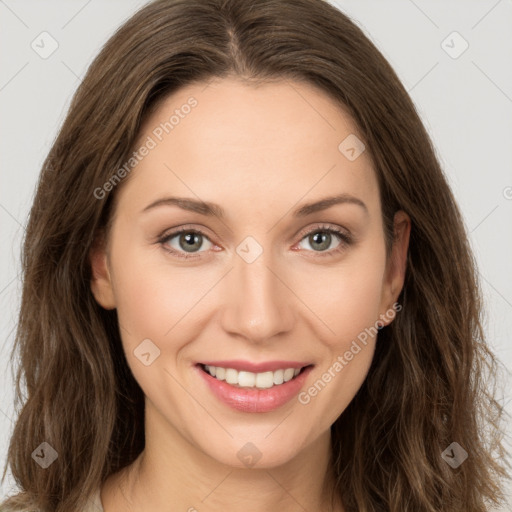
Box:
[1,0,510,510]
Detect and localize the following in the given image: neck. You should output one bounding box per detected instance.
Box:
[101,402,344,512]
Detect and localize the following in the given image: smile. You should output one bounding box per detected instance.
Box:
[197,363,315,413]
[200,364,308,389]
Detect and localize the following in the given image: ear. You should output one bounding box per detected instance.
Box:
[379,210,410,326]
[89,230,116,310]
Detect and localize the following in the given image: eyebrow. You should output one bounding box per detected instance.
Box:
[141,193,368,218]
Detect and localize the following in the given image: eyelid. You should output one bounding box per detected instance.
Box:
[294,222,352,244]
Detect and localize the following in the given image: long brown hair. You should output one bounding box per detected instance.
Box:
[1,0,510,510]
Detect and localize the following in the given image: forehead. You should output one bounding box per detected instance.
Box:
[117,77,378,219]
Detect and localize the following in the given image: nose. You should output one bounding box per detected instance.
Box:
[220,249,295,344]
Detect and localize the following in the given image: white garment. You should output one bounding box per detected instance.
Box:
[84,487,104,511]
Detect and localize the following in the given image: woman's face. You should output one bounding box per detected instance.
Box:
[90,77,409,469]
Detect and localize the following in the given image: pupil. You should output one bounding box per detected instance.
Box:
[311,231,330,251]
[181,232,201,252]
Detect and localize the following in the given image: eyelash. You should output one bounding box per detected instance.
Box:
[157,223,353,261]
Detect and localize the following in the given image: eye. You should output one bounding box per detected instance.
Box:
[295,224,352,258]
[157,223,353,260]
[158,226,214,260]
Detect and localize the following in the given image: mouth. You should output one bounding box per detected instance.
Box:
[196,361,315,413]
[197,363,313,390]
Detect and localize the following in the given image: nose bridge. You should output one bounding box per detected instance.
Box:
[220,241,294,342]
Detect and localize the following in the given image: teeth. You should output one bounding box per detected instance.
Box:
[225,368,238,385]
[239,371,256,387]
[203,365,305,389]
[255,371,273,389]
[284,368,295,381]
[273,369,284,385]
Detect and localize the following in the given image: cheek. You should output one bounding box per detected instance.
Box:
[110,239,213,348]
[296,243,386,421]
[305,270,381,409]
[302,236,387,345]
[108,242,203,404]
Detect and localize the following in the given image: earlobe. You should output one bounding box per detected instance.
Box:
[380,210,411,324]
[89,232,116,310]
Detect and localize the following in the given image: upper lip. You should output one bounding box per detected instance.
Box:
[198,360,313,373]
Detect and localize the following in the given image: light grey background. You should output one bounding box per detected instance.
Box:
[1,0,511,507]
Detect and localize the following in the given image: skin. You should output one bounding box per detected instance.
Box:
[90,77,410,512]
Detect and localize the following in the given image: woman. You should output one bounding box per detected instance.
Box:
[1,0,509,510]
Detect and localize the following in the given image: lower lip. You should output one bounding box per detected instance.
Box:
[196,364,314,413]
